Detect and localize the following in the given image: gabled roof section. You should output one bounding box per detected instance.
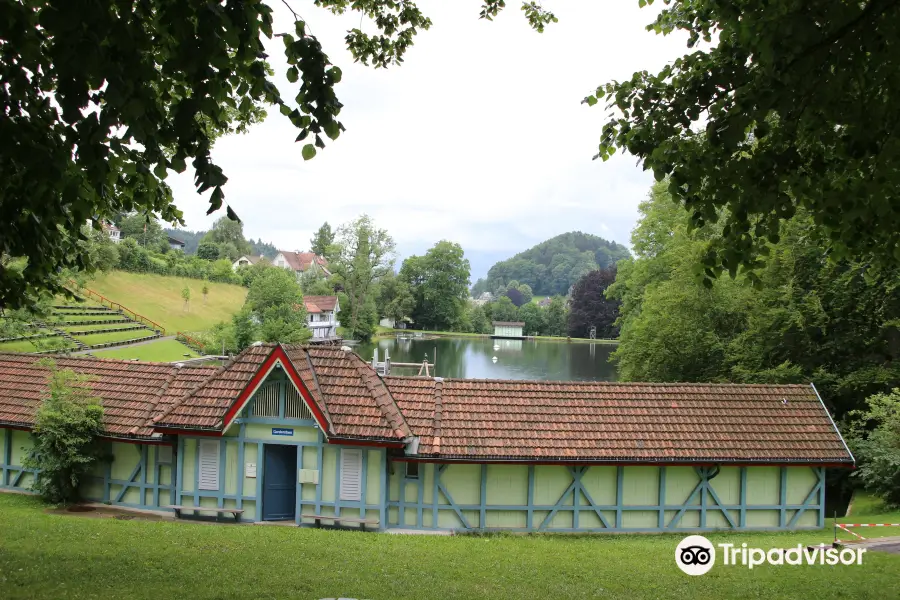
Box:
[383,377,854,465]
[304,296,338,312]
[300,346,411,441]
[152,344,331,435]
[151,344,408,443]
[0,352,217,439]
[277,251,331,276]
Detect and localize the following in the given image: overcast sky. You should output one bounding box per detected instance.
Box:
[166,1,689,280]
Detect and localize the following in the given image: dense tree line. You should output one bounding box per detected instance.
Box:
[472,232,630,297]
[610,181,900,420]
[612,180,900,506]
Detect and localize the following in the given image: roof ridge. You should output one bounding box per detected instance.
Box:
[431,378,444,453]
[352,353,411,439]
[151,344,262,425]
[296,345,333,429]
[133,368,179,435]
[435,378,813,388]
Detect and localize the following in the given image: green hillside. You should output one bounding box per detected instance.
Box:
[472,232,630,296]
[92,339,200,362]
[87,271,247,333]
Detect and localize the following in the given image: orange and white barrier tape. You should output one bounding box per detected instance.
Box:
[836,523,900,542]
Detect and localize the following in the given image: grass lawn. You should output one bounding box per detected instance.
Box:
[87,271,247,333]
[0,338,74,353]
[91,339,198,362]
[0,494,897,600]
[73,330,158,346]
[838,492,900,539]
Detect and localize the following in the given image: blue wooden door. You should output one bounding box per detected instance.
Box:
[262,445,297,521]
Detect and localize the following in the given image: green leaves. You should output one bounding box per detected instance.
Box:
[593,0,900,280]
[0,0,571,306]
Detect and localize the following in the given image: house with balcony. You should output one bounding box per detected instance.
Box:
[304,296,340,342]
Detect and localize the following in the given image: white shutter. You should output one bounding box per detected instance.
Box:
[198,440,220,491]
[339,449,362,501]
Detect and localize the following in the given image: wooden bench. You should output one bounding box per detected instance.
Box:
[301,513,379,530]
[165,505,244,523]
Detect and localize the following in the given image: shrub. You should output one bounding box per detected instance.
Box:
[846,388,900,508]
[24,360,108,504]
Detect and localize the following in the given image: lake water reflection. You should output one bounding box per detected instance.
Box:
[356,336,618,381]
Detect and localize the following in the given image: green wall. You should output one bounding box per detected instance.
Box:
[387,463,824,532]
[0,427,172,509]
[174,422,385,526]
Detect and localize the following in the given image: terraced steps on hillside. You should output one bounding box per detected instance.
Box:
[61,324,148,335]
[44,323,88,351]
[55,317,132,326]
[0,329,60,343]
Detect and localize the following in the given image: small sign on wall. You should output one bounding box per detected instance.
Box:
[157,445,173,464]
[272,428,294,437]
[245,463,257,478]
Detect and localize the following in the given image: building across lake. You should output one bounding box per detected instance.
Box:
[0,345,852,532]
[492,321,525,339]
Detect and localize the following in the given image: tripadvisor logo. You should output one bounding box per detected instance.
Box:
[675,535,867,575]
[676,535,716,575]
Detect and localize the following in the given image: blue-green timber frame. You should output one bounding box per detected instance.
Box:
[0,429,37,491]
[1,428,172,510]
[174,423,387,526]
[387,463,827,533]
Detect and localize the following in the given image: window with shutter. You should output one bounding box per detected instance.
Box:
[339,449,362,501]
[157,445,173,464]
[198,440,220,491]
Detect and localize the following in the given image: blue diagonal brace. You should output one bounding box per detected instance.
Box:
[569,467,611,529]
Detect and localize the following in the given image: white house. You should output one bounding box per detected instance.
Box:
[102,222,121,243]
[492,321,525,339]
[168,236,185,251]
[232,255,266,270]
[304,296,340,341]
[274,251,331,278]
[472,292,494,306]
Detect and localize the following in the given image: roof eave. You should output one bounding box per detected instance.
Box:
[395,455,856,467]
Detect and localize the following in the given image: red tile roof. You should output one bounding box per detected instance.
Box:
[384,377,853,464]
[154,344,409,441]
[0,353,217,439]
[304,295,338,312]
[278,251,331,275]
[0,349,853,464]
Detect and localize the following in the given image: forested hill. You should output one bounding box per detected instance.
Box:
[165,228,278,258]
[472,232,630,296]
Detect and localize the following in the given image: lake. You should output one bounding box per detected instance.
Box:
[356,336,618,381]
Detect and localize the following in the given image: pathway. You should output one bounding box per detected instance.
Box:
[848,536,900,555]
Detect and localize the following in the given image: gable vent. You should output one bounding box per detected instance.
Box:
[284,385,313,420]
[198,440,220,491]
[251,381,280,417]
[339,449,362,501]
